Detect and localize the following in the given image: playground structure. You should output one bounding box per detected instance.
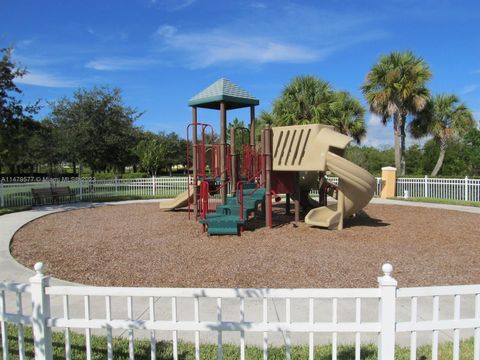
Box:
[160,79,376,235]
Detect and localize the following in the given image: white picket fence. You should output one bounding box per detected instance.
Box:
[1,263,480,360]
[1,175,479,208]
[0,177,188,208]
[396,176,480,201]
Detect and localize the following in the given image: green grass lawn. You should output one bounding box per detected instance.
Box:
[0,194,174,216]
[0,186,185,210]
[395,196,480,207]
[0,206,32,216]
[2,324,476,359]
[0,194,178,216]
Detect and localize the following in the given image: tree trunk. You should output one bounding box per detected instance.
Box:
[72,161,77,174]
[431,138,447,177]
[393,113,402,175]
[400,114,407,176]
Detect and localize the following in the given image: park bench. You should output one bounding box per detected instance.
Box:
[52,186,75,204]
[31,186,75,206]
[31,188,54,206]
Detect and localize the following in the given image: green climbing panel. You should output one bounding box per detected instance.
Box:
[199,183,265,235]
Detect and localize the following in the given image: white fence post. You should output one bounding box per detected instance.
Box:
[115,177,119,193]
[424,175,428,198]
[465,176,469,201]
[152,176,156,197]
[29,262,52,360]
[378,263,397,360]
[0,181,4,207]
[79,178,83,201]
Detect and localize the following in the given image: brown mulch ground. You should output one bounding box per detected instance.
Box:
[10,203,480,288]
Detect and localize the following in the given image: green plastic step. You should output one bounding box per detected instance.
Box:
[198,185,266,235]
[200,214,245,225]
[200,214,245,235]
[207,227,239,235]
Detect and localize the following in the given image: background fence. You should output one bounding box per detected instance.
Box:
[1,175,479,208]
[1,263,479,360]
[0,177,189,208]
[396,176,480,201]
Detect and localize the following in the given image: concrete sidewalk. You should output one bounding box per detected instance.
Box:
[371,197,480,214]
[0,199,478,346]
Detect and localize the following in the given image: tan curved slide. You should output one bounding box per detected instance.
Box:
[305,152,376,228]
[271,124,376,229]
[159,189,193,210]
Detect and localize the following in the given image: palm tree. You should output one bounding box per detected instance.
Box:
[254,111,274,144]
[272,75,333,126]
[409,94,475,176]
[326,91,366,144]
[362,51,432,175]
[271,75,366,143]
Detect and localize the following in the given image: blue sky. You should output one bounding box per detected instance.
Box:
[2,0,480,147]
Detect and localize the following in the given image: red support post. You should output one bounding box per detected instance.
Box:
[264,126,272,228]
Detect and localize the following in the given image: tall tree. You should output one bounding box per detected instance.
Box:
[463,128,480,175]
[409,94,475,176]
[22,119,61,175]
[326,91,366,144]
[270,75,366,142]
[0,47,40,173]
[50,87,142,175]
[254,111,274,144]
[227,118,249,151]
[136,134,166,176]
[160,131,185,176]
[362,51,432,175]
[272,75,333,125]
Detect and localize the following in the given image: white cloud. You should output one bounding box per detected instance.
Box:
[156,25,176,37]
[364,113,431,148]
[249,2,267,9]
[85,57,157,71]
[364,114,392,147]
[150,0,196,10]
[154,25,320,68]
[461,84,478,95]
[152,4,387,69]
[15,70,79,88]
[368,114,383,126]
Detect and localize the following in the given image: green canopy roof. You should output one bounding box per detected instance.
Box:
[188,78,259,110]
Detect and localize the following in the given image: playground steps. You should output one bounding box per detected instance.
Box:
[200,183,265,235]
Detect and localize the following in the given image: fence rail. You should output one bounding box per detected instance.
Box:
[1,263,480,360]
[396,176,480,201]
[0,177,189,208]
[1,175,479,208]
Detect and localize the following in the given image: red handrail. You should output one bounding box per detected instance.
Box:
[238,182,244,221]
[186,122,216,218]
[199,180,210,219]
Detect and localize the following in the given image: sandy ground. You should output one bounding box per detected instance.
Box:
[10,203,480,288]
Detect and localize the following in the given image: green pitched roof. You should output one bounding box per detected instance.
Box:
[188,78,259,109]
